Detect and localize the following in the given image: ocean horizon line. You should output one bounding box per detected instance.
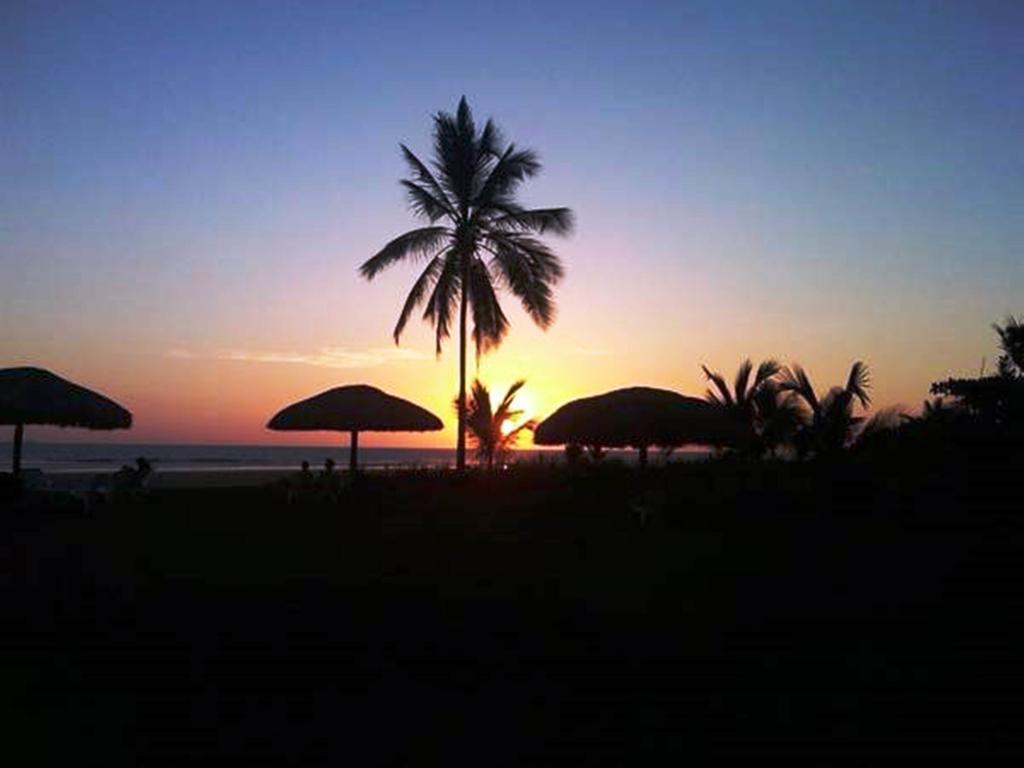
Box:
[3,441,710,475]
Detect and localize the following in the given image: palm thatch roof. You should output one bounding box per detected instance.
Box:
[0,367,132,429]
[534,386,744,449]
[267,385,442,433]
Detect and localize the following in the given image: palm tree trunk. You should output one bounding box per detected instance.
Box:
[456,270,468,471]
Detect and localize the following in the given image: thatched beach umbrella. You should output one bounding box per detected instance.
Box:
[0,367,133,477]
[534,386,745,466]
[266,385,443,471]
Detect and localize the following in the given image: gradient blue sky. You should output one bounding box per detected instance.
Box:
[2,0,1022,444]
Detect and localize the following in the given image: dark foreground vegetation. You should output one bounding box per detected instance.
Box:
[4,438,1024,763]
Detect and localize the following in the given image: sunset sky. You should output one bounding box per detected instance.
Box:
[3,0,1022,447]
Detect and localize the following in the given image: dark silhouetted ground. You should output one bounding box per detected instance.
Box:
[4,455,1023,763]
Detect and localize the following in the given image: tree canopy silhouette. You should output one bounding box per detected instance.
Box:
[360,97,573,470]
[780,361,871,458]
[931,315,1024,428]
[701,359,800,455]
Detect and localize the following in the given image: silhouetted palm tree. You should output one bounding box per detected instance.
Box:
[463,379,536,470]
[702,359,797,455]
[752,384,804,457]
[360,97,572,470]
[780,362,871,457]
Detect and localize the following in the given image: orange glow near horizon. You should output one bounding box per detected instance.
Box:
[0,310,999,449]
[0,244,1009,450]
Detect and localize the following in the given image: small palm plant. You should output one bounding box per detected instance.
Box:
[463,379,536,469]
[702,359,797,455]
[780,361,872,458]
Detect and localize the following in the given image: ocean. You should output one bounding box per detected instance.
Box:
[2,442,707,474]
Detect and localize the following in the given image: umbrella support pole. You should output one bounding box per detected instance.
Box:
[12,423,23,477]
[349,430,358,473]
[638,444,648,468]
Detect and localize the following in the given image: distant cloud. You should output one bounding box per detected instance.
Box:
[166,346,430,369]
[570,346,610,357]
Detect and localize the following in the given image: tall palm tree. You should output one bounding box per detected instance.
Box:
[360,97,573,470]
[701,359,796,454]
[463,379,536,470]
[780,361,871,458]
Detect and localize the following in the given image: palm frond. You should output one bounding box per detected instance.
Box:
[400,180,454,222]
[422,252,461,355]
[468,257,509,357]
[475,118,502,157]
[756,387,805,455]
[701,365,734,407]
[463,379,495,460]
[499,419,536,450]
[993,315,1024,375]
[487,233,561,329]
[475,144,541,210]
[846,361,871,408]
[467,379,493,423]
[360,226,451,280]
[780,364,820,415]
[400,145,456,221]
[495,379,527,422]
[704,388,724,406]
[489,206,575,236]
[393,254,445,343]
[734,359,753,404]
[432,99,478,208]
[753,359,782,391]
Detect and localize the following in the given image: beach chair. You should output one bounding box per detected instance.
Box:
[89,462,155,507]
